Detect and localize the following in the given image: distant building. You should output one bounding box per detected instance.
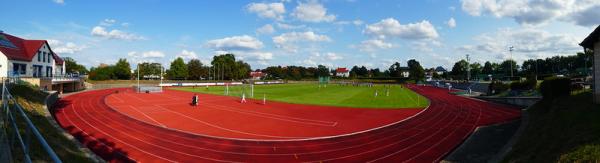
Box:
[435,66,447,75]
[0,31,84,93]
[335,67,349,77]
[399,67,410,78]
[579,25,600,104]
[249,71,265,80]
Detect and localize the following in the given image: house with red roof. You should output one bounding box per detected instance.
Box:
[335,67,349,77]
[249,71,265,80]
[0,31,83,93]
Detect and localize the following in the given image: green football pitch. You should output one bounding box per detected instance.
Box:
[171,83,428,109]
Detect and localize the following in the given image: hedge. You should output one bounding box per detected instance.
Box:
[539,77,571,99]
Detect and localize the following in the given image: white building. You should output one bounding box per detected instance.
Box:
[399,67,410,78]
[0,31,83,92]
[580,25,600,104]
[335,68,349,77]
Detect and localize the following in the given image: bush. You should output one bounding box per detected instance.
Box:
[488,80,509,95]
[510,76,537,91]
[540,77,571,99]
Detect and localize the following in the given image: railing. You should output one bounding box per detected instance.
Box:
[0,80,62,163]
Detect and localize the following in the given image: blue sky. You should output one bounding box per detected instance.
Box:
[1,0,598,70]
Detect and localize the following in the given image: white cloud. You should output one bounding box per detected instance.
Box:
[246,2,286,21]
[128,51,165,59]
[299,52,337,67]
[569,4,600,26]
[354,39,394,52]
[326,52,343,60]
[91,26,145,40]
[447,17,457,28]
[177,50,198,60]
[457,27,580,62]
[100,19,116,26]
[272,31,331,52]
[460,0,600,26]
[276,23,306,30]
[364,18,439,40]
[256,24,276,34]
[53,0,64,4]
[47,39,86,54]
[205,35,264,51]
[353,20,364,26]
[292,0,336,22]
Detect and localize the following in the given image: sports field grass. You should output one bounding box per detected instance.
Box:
[171,83,428,109]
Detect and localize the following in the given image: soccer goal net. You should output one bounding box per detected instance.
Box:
[134,62,164,93]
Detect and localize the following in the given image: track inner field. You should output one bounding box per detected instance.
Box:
[52,85,521,162]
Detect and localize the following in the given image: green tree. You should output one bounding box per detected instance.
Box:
[88,66,113,80]
[470,62,482,80]
[499,59,518,77]
[187,59,203,80]
[482,61,493,75]
[451,60,469,80]
[407,59,425,81]
[64,57,88,74]
[388,62,403,77]
[113,58,131,80]
[134,62,162,80]
[316,65,330,77]
[167,57,188,80]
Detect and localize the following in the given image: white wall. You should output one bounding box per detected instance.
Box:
[7,42,56,77]
[0,51,8,77]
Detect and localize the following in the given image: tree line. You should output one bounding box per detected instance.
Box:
[87,54,252,81]
[445,52,593,81]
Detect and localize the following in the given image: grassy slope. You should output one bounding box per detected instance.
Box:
[504,92,600,162]
[9,85,93,162]
[172,84,428,108]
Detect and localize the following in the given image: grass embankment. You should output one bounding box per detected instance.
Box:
[172,83,428,108]
[504,92,600,162]
[7,84,93,162]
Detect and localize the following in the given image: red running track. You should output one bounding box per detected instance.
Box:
[52,85,520,162]
[104,88,422,140]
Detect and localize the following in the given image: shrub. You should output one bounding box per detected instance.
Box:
[488,80,509,95]
[510,76,537,91]
[540,77,571,99]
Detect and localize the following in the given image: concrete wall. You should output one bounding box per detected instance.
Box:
[594,42,600,104]
[476,96,541,107]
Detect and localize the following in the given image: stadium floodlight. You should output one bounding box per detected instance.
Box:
[466,54,470,82]
[509,46,514,78]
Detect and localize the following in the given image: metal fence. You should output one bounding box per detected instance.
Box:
[0,80,62,163]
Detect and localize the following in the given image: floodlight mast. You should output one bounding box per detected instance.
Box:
[509,46,514,78]
[466,54,470,82]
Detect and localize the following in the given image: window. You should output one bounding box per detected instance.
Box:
[48,54,52,63]
[37,51,41,61]
[43,52,46,62]
[46,66,52,77]
[12,63,26,75]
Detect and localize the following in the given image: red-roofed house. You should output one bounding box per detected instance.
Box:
[335,67,349,77]
[0,31,82,93]
[249,71,265,80]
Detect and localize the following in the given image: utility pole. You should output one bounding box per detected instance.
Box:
[466,54,470,82]
[509,46,514,78]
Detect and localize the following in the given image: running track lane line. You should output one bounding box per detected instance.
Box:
[80,91,242,162]
[104,88,433,142]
